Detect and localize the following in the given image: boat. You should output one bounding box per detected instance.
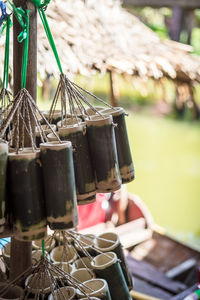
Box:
[80,192,200,300]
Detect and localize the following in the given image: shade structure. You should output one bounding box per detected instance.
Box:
[1,0,200,84]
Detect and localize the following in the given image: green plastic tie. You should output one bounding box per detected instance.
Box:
[7,1,26,29]
[30,0,62,73]
[41,239,45,257]
[3,15,11,89]
[31,0,51,9]
[21,10,30,89]
[38,8,63,74]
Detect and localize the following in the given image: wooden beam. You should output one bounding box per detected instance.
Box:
[10,0,37,281]
[122,0,200,8]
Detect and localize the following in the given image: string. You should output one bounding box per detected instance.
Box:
[38,7,63,74]
[3,15,11,89]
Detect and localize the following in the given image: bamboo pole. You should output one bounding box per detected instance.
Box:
[10,0,37,281]
[109,70,119,107]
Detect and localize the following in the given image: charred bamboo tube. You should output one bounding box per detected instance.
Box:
[58,124,96,205]
[0,141,8,233]
[95,232,133,290]
[102,107,134,183]
[8,149,47,241]
[91,252,131,300]
[86,115,121,192]
[40,141,78,230]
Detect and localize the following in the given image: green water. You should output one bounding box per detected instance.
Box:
[126,112,200,249]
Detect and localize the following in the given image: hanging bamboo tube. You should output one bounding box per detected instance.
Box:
[86,115,121,192]
[102,107,135,183]
[40,141,78,229]
[0,141,8,233]
[8,149,46,241]
[58,124,96,205]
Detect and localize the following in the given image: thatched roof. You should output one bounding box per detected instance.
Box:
[1,0,200,83]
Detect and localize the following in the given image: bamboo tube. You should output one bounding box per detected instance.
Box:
[76,278,112,299]
[91,252,131,300]
[58,124,96,205]
[43,110,62,125]
[35,124,56,147]
[102,107,135,183]
[7,149,47,241]
[57,117,82,129]
[48,286,76,300]
[40,141,78,230]
[95,232,133,290]
[71,268,95,283]
[0,141,8,233]
[86,115,121,192]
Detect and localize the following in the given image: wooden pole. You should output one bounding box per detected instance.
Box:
[10,0,37,280]
[109,70,118,107]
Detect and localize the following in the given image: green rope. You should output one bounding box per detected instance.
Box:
[21,10,29,89]
[38,8,63,74]
[30,0,63,74]
[2,16,11,89]
[41,239,45,257]
[7,0,26,29]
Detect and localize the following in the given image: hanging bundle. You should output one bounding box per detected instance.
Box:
[0,6,58,240]
[29,1,123,195]
[0,139,8,233]
[40,141,78,230]
[102,107,135,183]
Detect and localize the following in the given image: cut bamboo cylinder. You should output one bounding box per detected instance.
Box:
[91,252,131,300]
[43,110,62,124]
[86,115,121,192]
[102,107,135,183]
[74,234,95,257]
[71,268,95,283]
[95,232,133,290]
[0,141,8,233]
[35,124,56,147]
[57,117,82,129]
[48,286,76,300]
[25,272,54,297]
[85,106,105,116]
[76,278,112,299]
[58,124,96,205]
[74,256,93,270]
[50,245,77,264]
[40,141,78,230]
[8,149,47,241]
[47,132,59,142]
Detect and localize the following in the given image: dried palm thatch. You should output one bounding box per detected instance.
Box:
[1,0,200,83]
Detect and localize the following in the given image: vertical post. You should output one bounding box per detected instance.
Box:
[109,70,118,107]
[10,0,37,280]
